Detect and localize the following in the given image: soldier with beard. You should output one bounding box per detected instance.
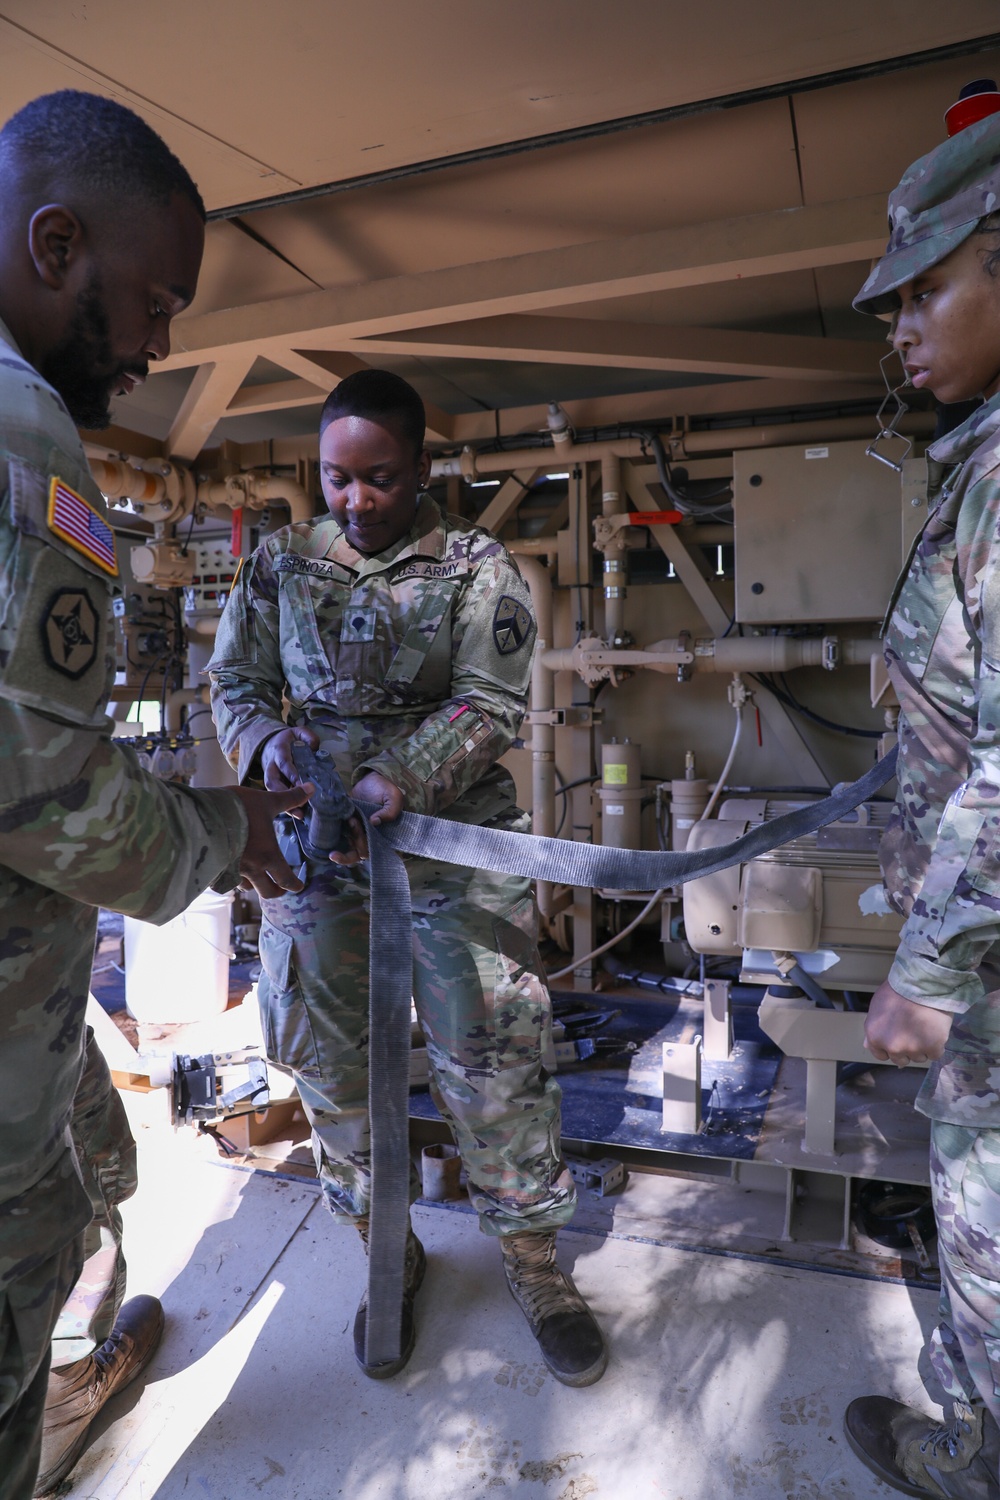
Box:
[0,91,310,1500]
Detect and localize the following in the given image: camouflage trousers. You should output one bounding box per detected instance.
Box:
[0,1216,82,1500]
[0,1033,134,1500]
[928,1121,1000,1447]
[51,1029,137,1367]
[258,844,576,1237]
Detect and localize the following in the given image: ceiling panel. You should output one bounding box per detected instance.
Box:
[230,98,803,296]
[0,1,995,210]
[794,45,1000,203]
[1,4,992,447]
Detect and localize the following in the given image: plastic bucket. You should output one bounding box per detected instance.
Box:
[124,888,233,1024]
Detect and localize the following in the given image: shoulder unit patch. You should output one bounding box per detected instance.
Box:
[42,586,99,678]
[492,594,532,655]
[47,476,118,576]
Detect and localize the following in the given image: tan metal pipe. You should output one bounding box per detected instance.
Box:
[431,411,935,480]
[246,473,313,523]
[198,471,313,524]
[675,412,934,457]
[88,449,313,527]
[88,455,195,525]
[164,686,210,733]
[698,636,829,673]
[600,453,626,641]
[89,456,167,507]
[507,537,560,557]
[433,437,647,479]
[517,555,558,919]
[541,633,877,682]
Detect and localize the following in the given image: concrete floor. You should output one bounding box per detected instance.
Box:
[60,1089,942,1500]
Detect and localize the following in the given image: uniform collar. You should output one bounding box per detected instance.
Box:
[324,492,446,574]
[927,388,1000,469]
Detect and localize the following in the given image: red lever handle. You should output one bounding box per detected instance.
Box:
[627,509,683,526]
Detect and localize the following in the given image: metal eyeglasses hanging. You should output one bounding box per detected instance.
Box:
[866,348,913,473]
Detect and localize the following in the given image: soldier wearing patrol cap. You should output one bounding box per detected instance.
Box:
[842,82,1000,1499]
[0,91,311,1500]
[209,368,609,1389]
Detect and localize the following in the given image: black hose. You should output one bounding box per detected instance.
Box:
[601,954,766,1003]
[753,672,884,740]
[649,433,734,521]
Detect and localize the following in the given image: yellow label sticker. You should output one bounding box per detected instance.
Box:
[604,763,629,785]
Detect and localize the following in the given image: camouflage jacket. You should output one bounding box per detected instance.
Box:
[882,390,1000,1120]
[209,494,536,821]
[0,316,248,1227]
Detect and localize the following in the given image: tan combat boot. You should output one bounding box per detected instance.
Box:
[845,1395,1000,1497]
[34,1294,164,1497]
[352,1216,427,1379]
[499,1229,608,1387]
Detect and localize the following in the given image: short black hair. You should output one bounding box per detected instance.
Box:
[319,368,426,456]
[0,90,205,220]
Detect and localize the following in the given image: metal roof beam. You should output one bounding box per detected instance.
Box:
[164,193,888,366]
[355,315,882,382]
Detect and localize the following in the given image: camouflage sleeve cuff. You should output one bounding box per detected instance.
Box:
[887,948,982,1013]
[234,717,286,785]
[355,701,508,815]
[353,754,435,814]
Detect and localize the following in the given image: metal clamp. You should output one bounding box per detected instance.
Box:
[866,350,914,473]
[524,705,604,728]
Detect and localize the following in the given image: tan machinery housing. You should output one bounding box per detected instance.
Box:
[682,797,903,992]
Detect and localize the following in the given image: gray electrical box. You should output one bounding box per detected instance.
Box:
[734,439,904,624]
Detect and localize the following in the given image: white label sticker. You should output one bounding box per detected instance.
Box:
[605,804,625,816]
[804,447,829,460]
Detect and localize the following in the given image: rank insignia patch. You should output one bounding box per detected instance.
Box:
[341,606,376,643]
[492,594,531,655]
[43,587,99,678]
[47,476,118,576]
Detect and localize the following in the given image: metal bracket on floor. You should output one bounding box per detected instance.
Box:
[703,978,733,1061]
[564,1154,628,1196]
[757,990,922,1157]
[662,1037,703,1134]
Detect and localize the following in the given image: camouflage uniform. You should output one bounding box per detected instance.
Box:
[209,494,576,1236]
[855,111,1000,1443]
[0,317,249,1499]
[49,1031,138,1368]
[879,391,1000,1428]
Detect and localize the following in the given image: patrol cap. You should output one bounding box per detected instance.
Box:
[853,105,1000,316]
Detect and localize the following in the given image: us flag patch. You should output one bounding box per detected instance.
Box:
[47,477,118,577]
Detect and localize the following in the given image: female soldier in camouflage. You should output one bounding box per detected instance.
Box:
[209,369,608,1387]
[843,96,1000,1498]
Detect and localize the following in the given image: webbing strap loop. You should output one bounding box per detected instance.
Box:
[359,747,898,1365]
[360,803,414,1368]
[369,747,898,887]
